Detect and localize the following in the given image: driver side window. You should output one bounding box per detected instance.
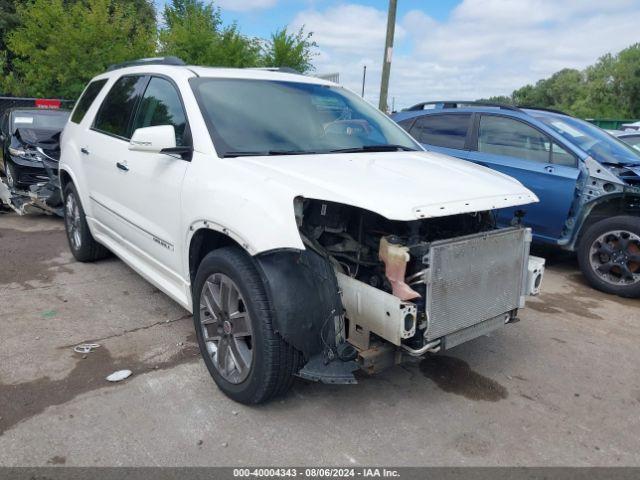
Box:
[479,115,550,163]
[133,77,188,146]
[478,115,577,167]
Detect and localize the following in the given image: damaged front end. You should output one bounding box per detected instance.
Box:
[273,198,544,383]
[1,130,63,216]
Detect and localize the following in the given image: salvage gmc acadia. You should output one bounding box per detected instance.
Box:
[58,57,545,404]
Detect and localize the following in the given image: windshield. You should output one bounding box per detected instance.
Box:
[11,110,70,133]
[620,134,640,152]
[532,112,640,165]
[190,78,420,157]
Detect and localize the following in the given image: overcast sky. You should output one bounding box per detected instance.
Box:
[156,0,640,109]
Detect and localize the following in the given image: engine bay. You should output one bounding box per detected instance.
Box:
[296,198,503,353]
[297,198,497,295]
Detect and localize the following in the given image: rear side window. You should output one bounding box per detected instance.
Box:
[93,75,147,139]
[479,115,550,163]
[71,79,108,124]
[409,114,471,149]
[132,77,188,146]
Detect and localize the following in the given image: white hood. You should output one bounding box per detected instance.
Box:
[239,150,538,221]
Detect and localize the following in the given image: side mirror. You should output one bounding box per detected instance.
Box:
[129,125,176,153]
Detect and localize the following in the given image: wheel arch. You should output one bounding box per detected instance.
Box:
[571,193,640,249]
[59,168,73,191]
[188,226,246,288]
[187,226,343,359]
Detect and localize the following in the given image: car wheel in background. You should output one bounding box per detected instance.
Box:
[193,246,302,404]
[578,216,640,298]
[63,183,109,262]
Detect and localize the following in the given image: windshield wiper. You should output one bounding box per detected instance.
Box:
[267,149,316,155]
[223,150,316,158]
[223,145,416,157]
[329,144,418,153]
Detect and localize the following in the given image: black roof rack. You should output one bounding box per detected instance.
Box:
[517,105,568,115]
[404,101,522,113]
[107,56,186,71]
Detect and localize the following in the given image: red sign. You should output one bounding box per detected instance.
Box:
[35,98,61,109]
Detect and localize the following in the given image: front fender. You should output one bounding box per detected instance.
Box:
[181,156,307,259]
[568,191,640,249]
[253,249,343,358]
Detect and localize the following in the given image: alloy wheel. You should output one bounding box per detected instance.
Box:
[199,273,253,384]
[589,230,640,286]
[65,192,82,250]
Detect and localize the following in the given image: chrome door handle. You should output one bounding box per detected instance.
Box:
[80,147,89,155]
[116,162,129,172]
[544,165,555,173]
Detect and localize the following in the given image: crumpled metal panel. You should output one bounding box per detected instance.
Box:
[425,227,529,340]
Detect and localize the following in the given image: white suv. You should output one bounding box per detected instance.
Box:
[59,58,544,404]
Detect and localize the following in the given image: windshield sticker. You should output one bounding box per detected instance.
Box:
[14,116,34,124]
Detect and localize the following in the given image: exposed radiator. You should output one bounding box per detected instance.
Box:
[424,227,530,341]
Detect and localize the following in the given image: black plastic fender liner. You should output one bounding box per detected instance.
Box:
[253,248,343,359]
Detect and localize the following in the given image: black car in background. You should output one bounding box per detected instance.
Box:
[0,108,70,189]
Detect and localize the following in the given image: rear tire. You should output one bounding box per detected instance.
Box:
[63,183,109,262]
[577,215,640,298]
[193,246,302,404]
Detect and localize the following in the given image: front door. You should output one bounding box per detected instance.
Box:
[463,114,580,243]
[121,76,190,276]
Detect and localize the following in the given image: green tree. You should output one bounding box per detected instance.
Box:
[482,44,640,118]
[3,0,156,98]
[614,43,640,117]
[159,0,222,66]
[0,0,21,78]
[262,27,317,73]
[159,0,261,67]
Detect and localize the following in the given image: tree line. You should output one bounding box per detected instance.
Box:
[0,0,317,99]
[482,43,640,119]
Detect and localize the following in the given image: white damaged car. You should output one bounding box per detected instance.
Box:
[59,58,545,404]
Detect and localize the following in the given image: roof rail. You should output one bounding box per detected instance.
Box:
[404,101,522,113]
[249,67,302,74]
[518,105,568,115]
[107,56,186,71]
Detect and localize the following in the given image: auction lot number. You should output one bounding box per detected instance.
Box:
[234,468,400,478]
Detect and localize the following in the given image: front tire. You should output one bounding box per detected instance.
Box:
[63,183,109,262]
[193,247,302,404]
[577,216,640,298]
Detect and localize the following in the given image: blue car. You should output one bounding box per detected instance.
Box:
[393,102,640,298]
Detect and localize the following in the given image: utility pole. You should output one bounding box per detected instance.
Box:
[378,0,397,113]
[361,65,367,97]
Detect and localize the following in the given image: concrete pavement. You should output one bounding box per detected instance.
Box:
[1,212,639,466]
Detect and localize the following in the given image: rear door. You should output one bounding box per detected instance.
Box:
[405,113,473,157]
[465,114,580,241]
[83,74,149,242]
